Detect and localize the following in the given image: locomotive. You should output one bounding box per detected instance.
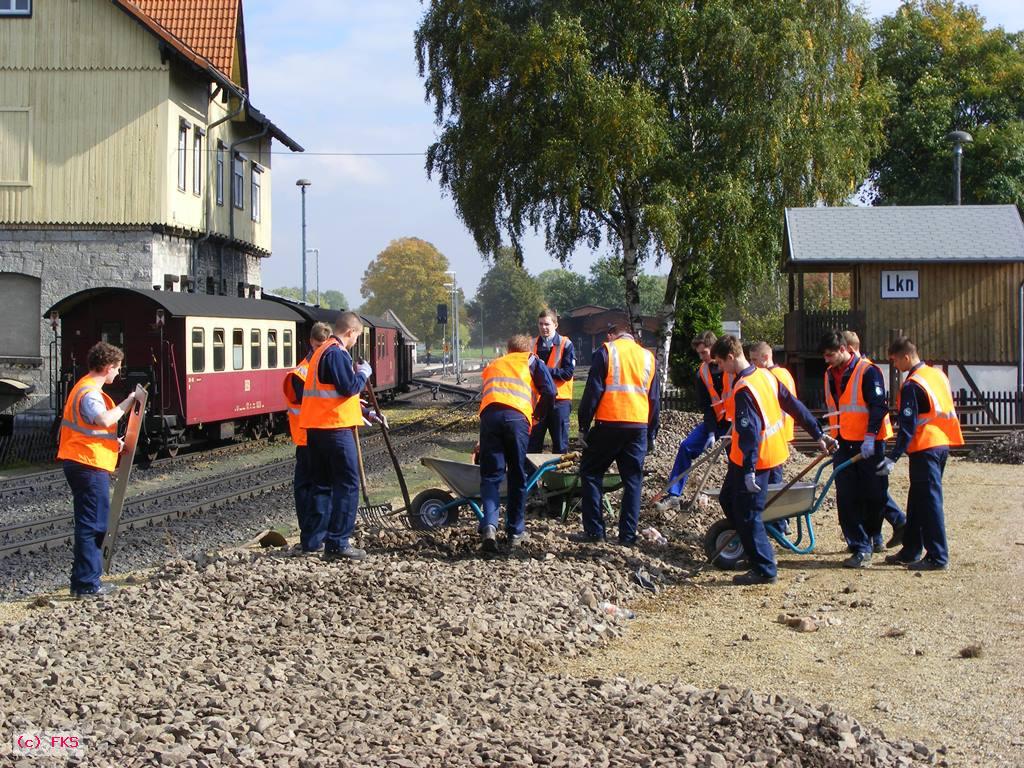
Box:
[46,288,414,458]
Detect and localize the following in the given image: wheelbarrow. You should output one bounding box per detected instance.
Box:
[407,452,583,530]
[701,456,858,570]
[527,453,623,522]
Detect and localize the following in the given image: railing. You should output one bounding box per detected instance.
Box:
[954,389,1024,426]
[661,386,691,412]
[784,310,865,355]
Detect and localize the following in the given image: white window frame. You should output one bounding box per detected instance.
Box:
[177,118,189,192]
[192,127,204,196]
[0,0,32,17]
[251,164,263,222]
[215,141,225,206]
[232,152,244,209]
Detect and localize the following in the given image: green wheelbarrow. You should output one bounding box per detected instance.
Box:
[526,452,623,522]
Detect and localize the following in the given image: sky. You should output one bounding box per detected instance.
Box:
[244,1,1024,305]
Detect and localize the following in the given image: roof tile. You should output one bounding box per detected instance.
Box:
[124,0,238,78]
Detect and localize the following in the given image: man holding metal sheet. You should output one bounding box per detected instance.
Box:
[821,330,895,568]
[713,335,834,585]
[527,308,575,454]
[878,336,963,571]
[478,334,555,552]
[57,342,136,598]
[574,323,660,547]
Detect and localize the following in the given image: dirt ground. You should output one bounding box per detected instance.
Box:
[567,459,1024,767]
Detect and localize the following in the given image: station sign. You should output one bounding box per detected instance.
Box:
[881,270,919,299]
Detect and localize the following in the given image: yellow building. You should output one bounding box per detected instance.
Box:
[0,0,302,412]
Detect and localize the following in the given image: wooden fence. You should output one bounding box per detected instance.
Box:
[953,389,1024,426]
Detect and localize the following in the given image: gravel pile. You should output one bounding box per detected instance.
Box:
[2,527,939,766]
[966,431,1024,465]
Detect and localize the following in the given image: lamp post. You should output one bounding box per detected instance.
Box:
[446,271,462,383]
[296,179,312,301]
[306,248,319,305]
[945,131,972,205]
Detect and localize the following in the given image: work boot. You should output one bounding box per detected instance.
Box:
[732,570,777,586]
[886,523,906,549]
[883,552,915,566]
[508,531,529,548]
[654,496,681,514]
[842,552,872,569]
[907,558,948,572]
[568,531,605,544]
[323,546,366,562]
[72,583,118,599]
[872,538,885,554]
[480,525,498,553]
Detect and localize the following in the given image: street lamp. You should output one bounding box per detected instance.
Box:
[306,248,320,305]
[945,131,972,205]
[296,179,312,301]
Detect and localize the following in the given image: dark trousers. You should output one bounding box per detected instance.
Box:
[294,445,316,550]
[580,425,647,544]
[872,494,907,548]
[479,407,530,535]
[719,462,776,577]
[834,439,888,555]
[307,428,360,551]
[527,399,571,454]
[64,460,110,592]
[901,447,949,565]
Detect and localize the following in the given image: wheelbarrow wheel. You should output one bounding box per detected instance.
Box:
[704,518,747,570]
[408,488,460,531]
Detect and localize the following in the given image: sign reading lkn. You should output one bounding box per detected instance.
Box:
[881,270,919,299]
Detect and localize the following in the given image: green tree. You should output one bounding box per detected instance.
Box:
[417,0,888,387]
[319,289,349,310]
[669,259,724,396]
[536,269,590,315]
[360,237,454,351]
[267,286,349,309]
[475,248,544,342]
[871,1,1024,206]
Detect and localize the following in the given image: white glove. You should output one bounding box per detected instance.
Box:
[819,434,839,455]
[876,457,896,476]
[356,360,372,378]
[362,417,373,428]
[703,434,716,451]
[367,410,388,428]
[860,435,876,460]
[744,473,761,493]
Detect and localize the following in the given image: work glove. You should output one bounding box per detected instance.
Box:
[819,434,839,455]
[860,435,876,460]
[744,473,761,493]
[703,434,716,452]
[356,360,372,378]
[876,457,896,476]
[367,410,388,428]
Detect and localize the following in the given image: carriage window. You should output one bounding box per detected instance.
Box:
[283,329,294,368]
[250,329,261,369]
[100,322,123,348]
[213,328,225,371]
[191,328,205,373]
[267,330,278,368]
[232,329,244,370]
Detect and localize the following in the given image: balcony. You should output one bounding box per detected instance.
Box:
[784,309,865,356]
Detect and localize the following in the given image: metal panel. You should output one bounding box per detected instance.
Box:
[102,383,148,573]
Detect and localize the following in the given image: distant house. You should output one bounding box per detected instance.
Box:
[0,0,302,411]
[558,305,662,361]
[783,205,1024,417]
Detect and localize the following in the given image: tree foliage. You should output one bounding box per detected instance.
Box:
[360,237,454,351]
[474,248,544,342]
[535,269,590,316]
[268,286,350,309]
[871,1,1024,207]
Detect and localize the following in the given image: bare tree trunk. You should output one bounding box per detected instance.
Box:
[656,260,681,391]
[621,226,643,338]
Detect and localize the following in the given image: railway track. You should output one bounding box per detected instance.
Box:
[792,422,1022,457]
[0,395,481,561]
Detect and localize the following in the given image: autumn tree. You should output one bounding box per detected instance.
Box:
[871,0,1024,207]
[417,0,889,386]
[360,237,455,351]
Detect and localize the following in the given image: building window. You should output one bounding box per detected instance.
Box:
[267,330,278,368]
[177,119,189,191]
[251,164,262,222]
[191,328,205,373]
[0,0,31,17]
[232,329,244,370]
[192,128,204,196]
[100,322,123,348]
[232,153,244,209]
[213,329,225,371]
[283,329,294,368]
[250,329,261,369]
[215,141,225,206]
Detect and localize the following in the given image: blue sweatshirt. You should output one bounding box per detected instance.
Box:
[316,339,368,399]
[535,333,576,385]
[481,355,556,424]
[827,355,889,440]
[578,338,660,441]
[734,365,822,473]
[888,362,932,461]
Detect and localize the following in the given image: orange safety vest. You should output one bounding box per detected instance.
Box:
[298,338,363,429]
[767,365,797,442]
[283,360,310,447]
[56,374,120,472]
[699,362,734,423]
[729,368,790,470]
[480,351,534,422]
[533,336,574,401]
[594,338,655,424]
[901,364,965,453]
[824,356,894,442]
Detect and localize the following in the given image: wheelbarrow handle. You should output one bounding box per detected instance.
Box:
[764,451,830,511]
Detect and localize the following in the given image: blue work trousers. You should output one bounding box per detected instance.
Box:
[307,428,360,552]
[719,462,776,578]
[479,407,530,536]
[64,460,110,593]
[527,399,571,454]
[901,447,949,566]
[665,422,711,497]
[834,439,888,556]
[580,425,647,544]
[294,445,316,550]
[873,494,907,549]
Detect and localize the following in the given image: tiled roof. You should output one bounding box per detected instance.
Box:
[785,205,1024,264]
[117,0,238,82]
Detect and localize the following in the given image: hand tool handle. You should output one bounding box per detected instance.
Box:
[364,378,412,512]
[763,451,829,511]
